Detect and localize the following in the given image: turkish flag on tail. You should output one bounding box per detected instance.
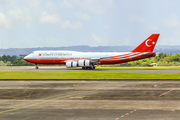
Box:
[132,34,160,52]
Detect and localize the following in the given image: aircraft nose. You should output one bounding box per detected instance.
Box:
[24,55,30,60]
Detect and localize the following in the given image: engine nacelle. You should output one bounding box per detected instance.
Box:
[85,60,90,66]
[78,59,85,66]
[78,59,90,67]
[72,61,77,67]
[66,61,72,68]
[66,60,91,68]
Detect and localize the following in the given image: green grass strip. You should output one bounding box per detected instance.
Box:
[96,66,180,69]
[0,71,180,79]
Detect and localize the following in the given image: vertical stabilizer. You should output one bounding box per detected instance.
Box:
[132,34,160,52]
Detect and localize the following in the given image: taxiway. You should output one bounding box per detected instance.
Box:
[0,80,180,120]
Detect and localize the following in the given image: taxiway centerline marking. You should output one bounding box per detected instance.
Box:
[0,88,102,114]
[115,109,137,119]
[159,88,175,97]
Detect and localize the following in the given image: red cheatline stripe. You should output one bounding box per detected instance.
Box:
[102,54,142,61]
[113,52,143,59]
[113,52,140,58]
[109,52,143,61]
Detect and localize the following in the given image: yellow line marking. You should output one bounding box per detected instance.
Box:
[0,88,102,114]
[73,84,77,87]
[159,88,175,97]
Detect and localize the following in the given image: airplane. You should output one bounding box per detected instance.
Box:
[24,34,160,70]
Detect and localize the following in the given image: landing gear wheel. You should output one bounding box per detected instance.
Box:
[90,65,94,70]
[35,64,39,69]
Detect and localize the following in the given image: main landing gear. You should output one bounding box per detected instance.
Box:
[82,64,96,70]
[35,64,39,69]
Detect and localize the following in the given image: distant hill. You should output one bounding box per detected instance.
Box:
[0,45,179,56]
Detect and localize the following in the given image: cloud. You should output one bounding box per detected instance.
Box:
[0,0,41,28]
[60,0,115,15]
[0,12,11,29]
[73,0,115,15]
[0,0,114,30]
[164,13,180,28]
[60,0,73,8]
[25,0,41,12]
[92,33,102,42]
[9,8,34,27]
[39,11,83,29]
[61,20,83,29]
[39,11,60,24]
[74,12,91,21]
[46,1,57,11]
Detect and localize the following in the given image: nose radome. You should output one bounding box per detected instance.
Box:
[24,55,29,60]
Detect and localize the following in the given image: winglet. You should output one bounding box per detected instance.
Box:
[132,34,160,52]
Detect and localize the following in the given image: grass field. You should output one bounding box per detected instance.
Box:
[0,71,180,79]
[96,66,180,69]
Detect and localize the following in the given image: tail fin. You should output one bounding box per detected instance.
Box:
[132,34,160,52]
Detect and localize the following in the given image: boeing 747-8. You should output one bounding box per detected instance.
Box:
[24,34,160,69]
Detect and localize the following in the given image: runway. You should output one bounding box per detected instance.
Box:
[0,80,180,120]
[0,66,180,73]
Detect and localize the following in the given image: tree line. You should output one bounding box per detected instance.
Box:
[0,52,180,66]
[0,55,33,66]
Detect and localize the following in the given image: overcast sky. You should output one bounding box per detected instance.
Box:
[0,0,180,48]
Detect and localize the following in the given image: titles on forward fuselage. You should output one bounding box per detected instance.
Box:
[40,53,72,56]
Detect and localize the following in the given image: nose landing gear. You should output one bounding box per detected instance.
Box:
[35,64,39,69]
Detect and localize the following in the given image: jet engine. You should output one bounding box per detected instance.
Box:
[66,60,91,68]
[66,61,72,68]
